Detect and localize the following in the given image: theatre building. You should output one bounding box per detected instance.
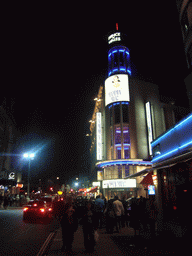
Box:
[89,26,189,199]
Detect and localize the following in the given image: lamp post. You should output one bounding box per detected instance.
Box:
[23,153,34,202]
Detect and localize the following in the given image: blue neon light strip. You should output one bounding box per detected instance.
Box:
[96,160,152,168]
[151,113,192,146]
[152,140,192,163]
[108,69,131,76]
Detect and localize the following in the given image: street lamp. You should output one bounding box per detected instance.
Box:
[23,153,35,202]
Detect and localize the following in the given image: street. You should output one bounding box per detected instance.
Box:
[0,208,59,256]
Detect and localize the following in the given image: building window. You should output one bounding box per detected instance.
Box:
[115,126,121,144]
[125,166,129,177]
[123,126,130,144]
[124,148,130,159]
[114,104,120,124]
[116,147,121,159]
[122,103,129,123]
[118,165,122,179]
[114,53,118,68]
[119,52,124,66]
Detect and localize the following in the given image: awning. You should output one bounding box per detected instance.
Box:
[125,167,154,179]
[87,186,98,193]
[140,172,154,188]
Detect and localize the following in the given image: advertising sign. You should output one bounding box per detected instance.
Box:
[102,179,136,188]
[96,112,102,160]
[146,102,153,155]
[108,32,121,44]
[105,74,129,106]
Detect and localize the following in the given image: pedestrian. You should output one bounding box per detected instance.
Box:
[104,197,115,233]
[94,195,105,229]
[82,198,96,253]
[15,194,20,207]
[113,195,124,233]
[60,196,78,253]
[3,195,9,209]
[121,194,128,227]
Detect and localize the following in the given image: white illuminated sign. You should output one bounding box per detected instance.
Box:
[8,172,15,180]
[108,32,121,44]
[103,179,136,188]
[146,102,153,155]
[96,112,102,160]
[105,74,129,106]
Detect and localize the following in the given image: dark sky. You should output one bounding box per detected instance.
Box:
[2,3,190,187]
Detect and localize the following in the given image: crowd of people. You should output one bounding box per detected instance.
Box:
[0,194,22,208]
[52,193,157,254]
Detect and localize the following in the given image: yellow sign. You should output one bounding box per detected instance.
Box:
[57,191,63,195]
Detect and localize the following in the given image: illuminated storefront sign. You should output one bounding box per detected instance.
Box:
[102,179,136,188]
[8,172,15,180]
[108,32,121,44]
[105,74,129,106]
[96,112,102,160]
[146,102,153,155]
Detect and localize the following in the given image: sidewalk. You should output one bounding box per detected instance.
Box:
[0,206,23,210]
[47,225,132,256]
[46,224,185,255]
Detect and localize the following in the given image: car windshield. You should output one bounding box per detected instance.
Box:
[28,201,45,206]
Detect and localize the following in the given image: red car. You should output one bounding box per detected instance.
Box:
[23,200,53,221]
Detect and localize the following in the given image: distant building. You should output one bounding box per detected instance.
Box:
[0,106,16,195]
[176,0,192,110]
[89,26,188,199]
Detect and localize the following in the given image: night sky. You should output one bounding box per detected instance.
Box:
[2,3,190,189]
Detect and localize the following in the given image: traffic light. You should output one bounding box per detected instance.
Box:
[50,187,53,191]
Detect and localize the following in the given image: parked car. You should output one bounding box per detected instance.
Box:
[23,200,53,221]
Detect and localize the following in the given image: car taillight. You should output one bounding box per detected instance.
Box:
[40,208,45,213]
[48,208,52,212]
[33,204,37,207]
[24,207,28,211]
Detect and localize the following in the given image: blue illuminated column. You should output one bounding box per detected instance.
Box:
[108,46,131,77]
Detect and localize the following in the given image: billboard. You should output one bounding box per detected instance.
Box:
[105,74,129,106]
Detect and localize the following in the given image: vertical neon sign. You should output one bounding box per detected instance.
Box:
[96,112,102,160]
[146,102,153,155]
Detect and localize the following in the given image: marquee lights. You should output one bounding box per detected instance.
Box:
[151,113,192,163]
[96,160,152,168]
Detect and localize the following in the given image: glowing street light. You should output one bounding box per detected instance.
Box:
[23,153,35,201]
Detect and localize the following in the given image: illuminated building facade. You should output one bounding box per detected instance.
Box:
[89,25,188,199]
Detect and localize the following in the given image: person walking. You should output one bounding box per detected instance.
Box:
[60,196,78,253]
[113,195,124,233]
[104,197,115,233]
[3,195,9,209]
[94,195,105,229]
[82,198,96,253]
